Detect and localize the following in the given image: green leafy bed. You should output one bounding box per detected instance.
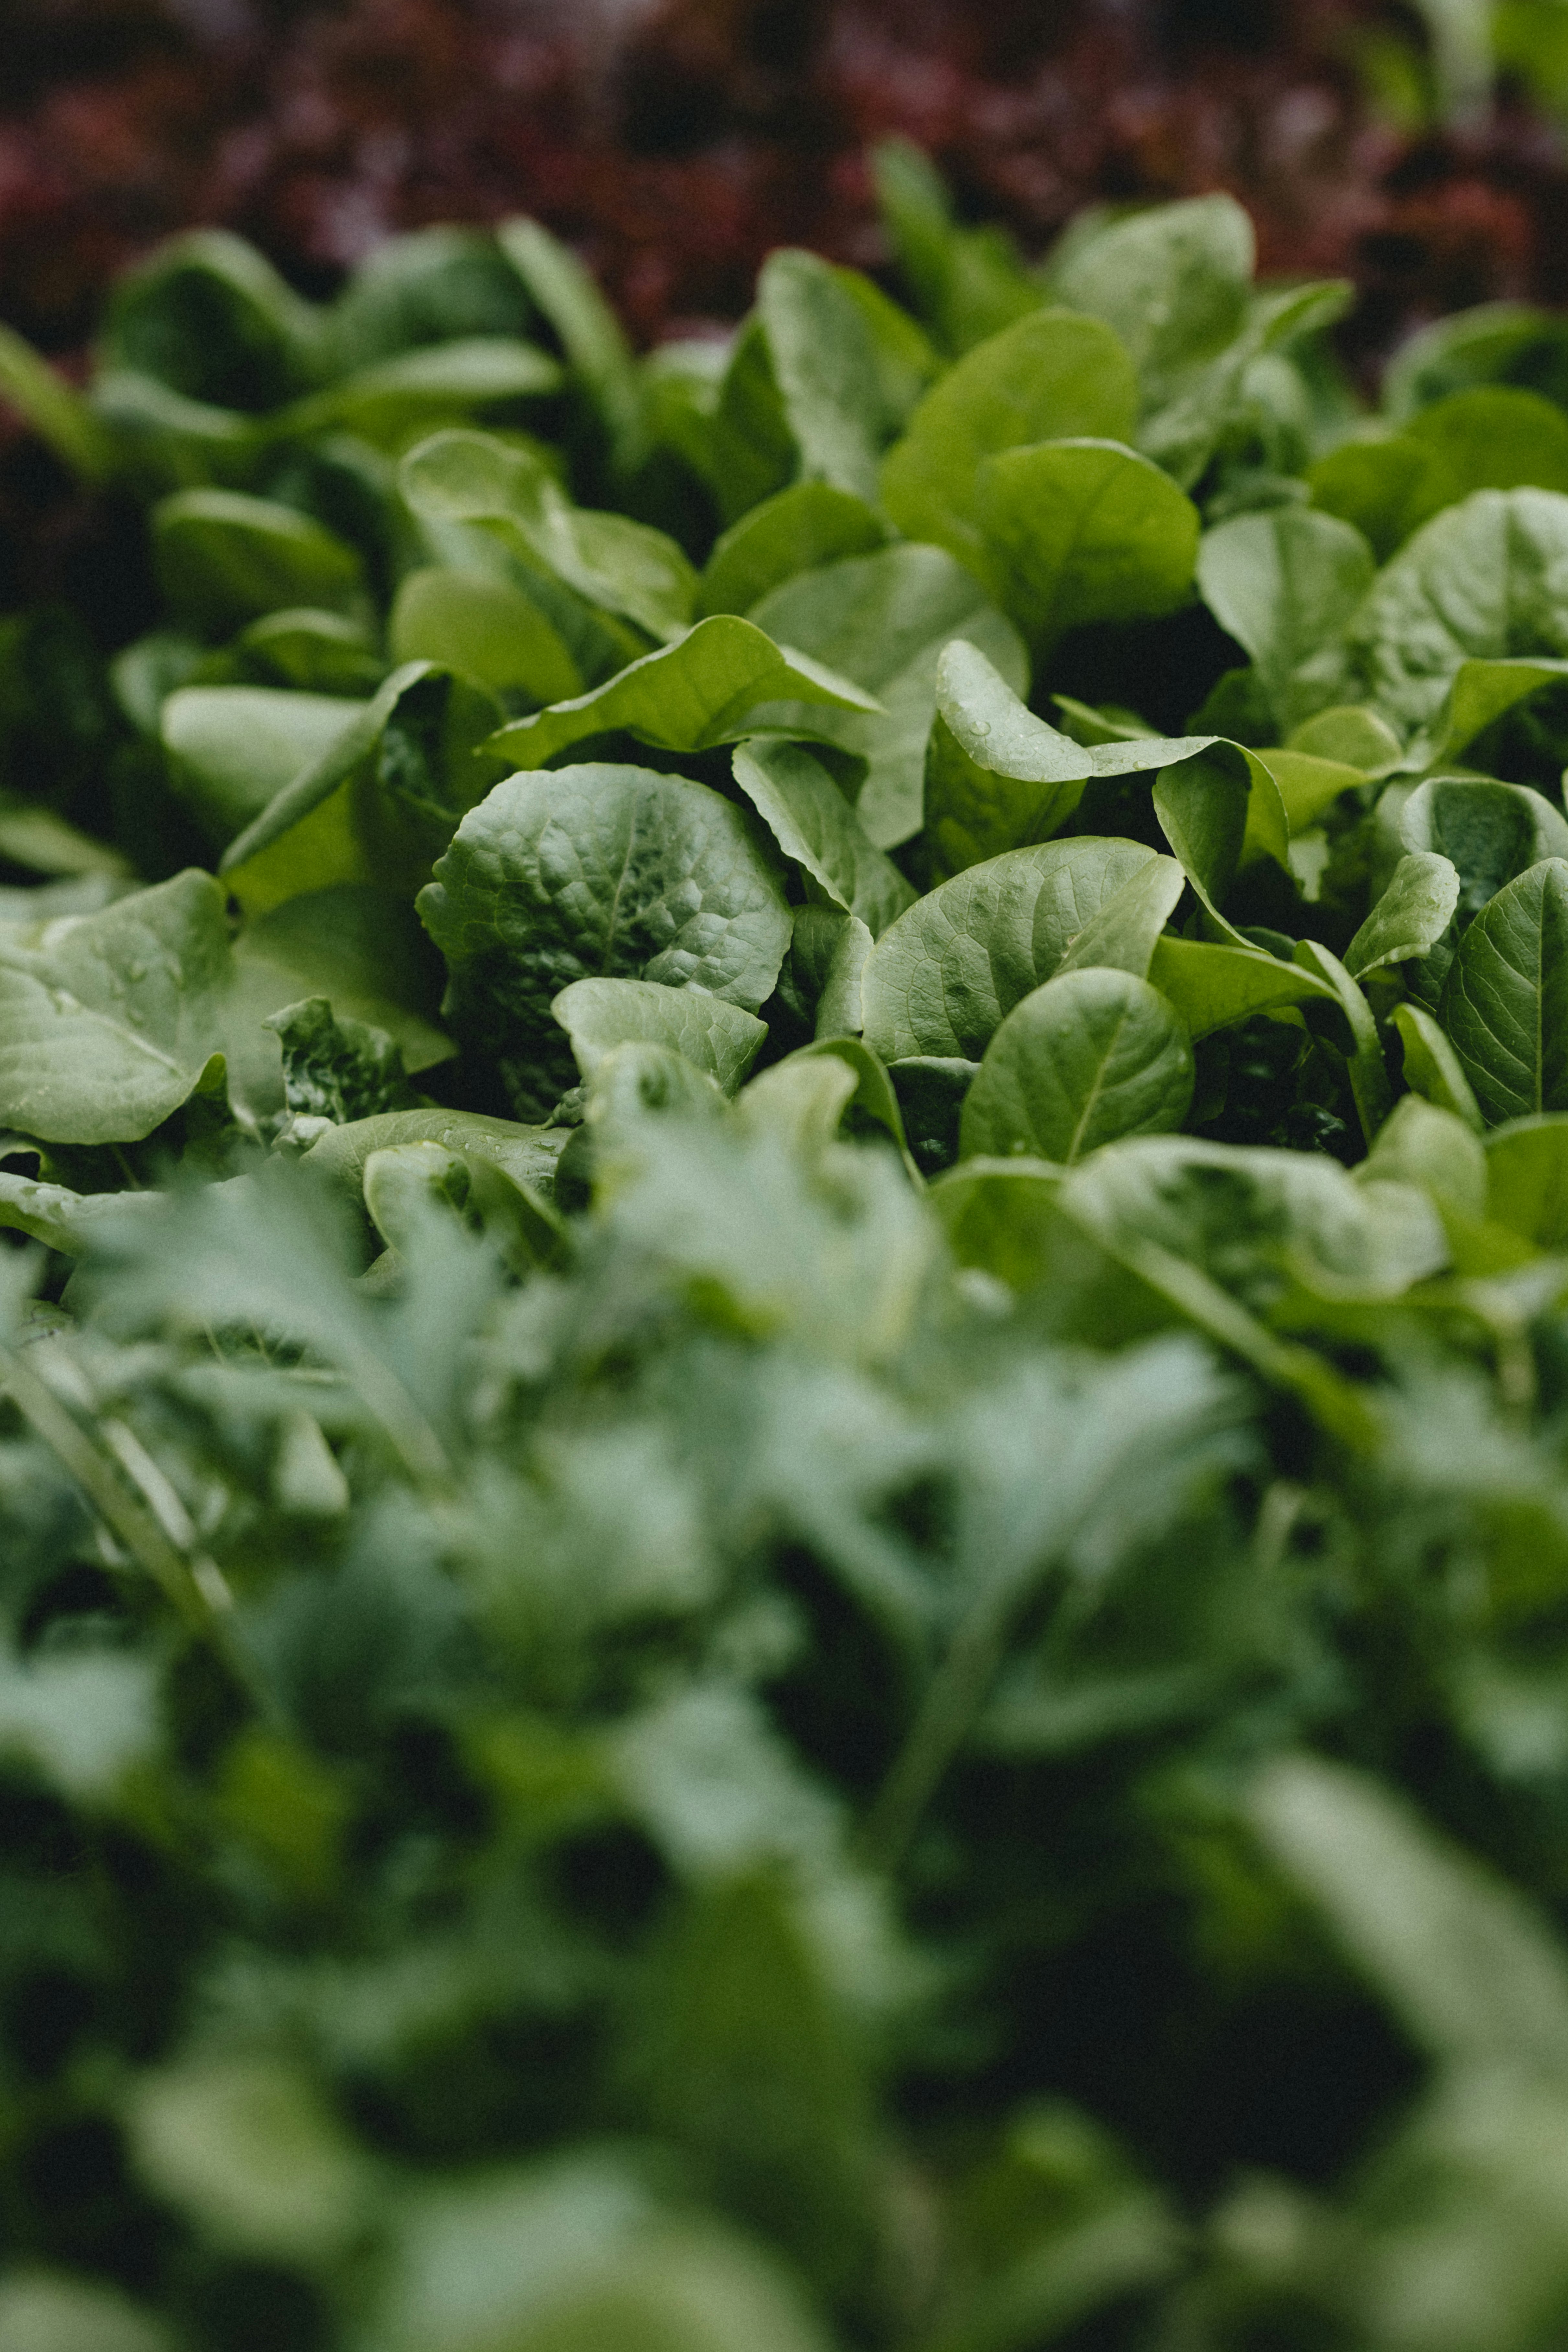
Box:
[14,156,1568,2352]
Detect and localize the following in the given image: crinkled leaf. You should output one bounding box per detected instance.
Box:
[417,762,792,1120]
[263,995,415,1123]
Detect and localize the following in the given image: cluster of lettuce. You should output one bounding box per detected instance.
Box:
[10,151,1568,2352]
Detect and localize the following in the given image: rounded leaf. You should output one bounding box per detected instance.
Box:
[959,968,1194,1164]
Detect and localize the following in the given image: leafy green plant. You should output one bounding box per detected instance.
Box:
[9,166,1568,2352]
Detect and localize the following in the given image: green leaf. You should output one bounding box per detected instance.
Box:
[1051,193,1254,413]
[388,567,585,704]
[1345,852,1462,977]
[1484,1114,1568,1248]
[879,311,1138,585]
[496,216,642,449]
[485,617,879,770]
[747,543,1027,848]
[1255,748,1367,834]
[1361,1091,1488,1220]
[862,838,1165,1062]
[789,906,874,1039]
[237,608,384,696]
[925,640,1214,881]
[1282,702,1404,772]
[1417,653,1568,767]
[219,663,506,912]
[0,2272,169,2352]
[1315,386,1568,566]
[376,2159,834,2352]
[872,137,1044,355]
[1147,934,1339,1038]
[1292,936,1393,1141]
[101,228,322,412]
[752,249,886,503]
[263,995,414,1124]
[974,438,1199,655]
[1398,779,1568,922]
[1440,858,1568,1123]
[0,321,115,480]
[1153,743,1290,940]
[399,427,697,644]
[958,970,1194,1164]
[1251,1754,1568,2074]
[731,737,914,936]
[91,370,262,494]
[232,885,450,1071]
[417,762,793,1119]
[160,685,366,847]
[0,870,231,1143]
[151,489,365,630]
[127,2055,374,2266]
[302,1104,568,1199]
[274,339,562,447]
[1393,999,1484,1131]
[1340,488,1568,741]
[552,977,767,1094]
[1196,506,1376,734]
[697,484,889,620]
[1054,856,1186,980]
[327,225,538,368]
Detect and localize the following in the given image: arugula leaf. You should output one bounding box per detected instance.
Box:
[958,969,1194,1163]
[417,762,793,1119]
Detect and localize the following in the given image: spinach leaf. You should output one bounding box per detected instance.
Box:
[732,738,915,936]
[879,310,1138,582]
[417,762,792,1119]
[925,640,1213,880]
[958,969,1194,1164]
[1051,193,1254,413]
[485,617,879,770]
[0,870,232,1143]
[1344,852,1462,978]
[1196,505,1376,734]
[1339,489,1568,741]
[747,544,1027,848]
[1440,857,1568,1123]
[552,977,767,1094]
[152,490,366,630]
[861,838,1161,1061]
[264,996,415,1124]
[698,485,890,620]
[974,437,1200,655]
